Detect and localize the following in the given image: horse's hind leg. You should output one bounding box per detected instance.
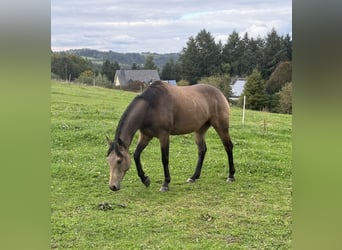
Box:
[212,124,235,182]
[187,123,210,183]
[133,133,152,187]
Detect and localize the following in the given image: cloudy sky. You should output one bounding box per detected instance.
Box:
[51,0,292,53]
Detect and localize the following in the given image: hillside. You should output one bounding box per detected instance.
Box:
[66,48,180,69]
[51,81,292,249]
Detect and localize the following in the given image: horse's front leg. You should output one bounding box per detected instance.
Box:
[159,134,170,192]
[133,133,152,187]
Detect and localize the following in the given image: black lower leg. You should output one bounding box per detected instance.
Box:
[160,144,170,191]
[190,143,207,180]
[227,140,235,181]
[134,144,150,187]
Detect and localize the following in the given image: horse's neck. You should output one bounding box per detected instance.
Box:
[116,99,148,148]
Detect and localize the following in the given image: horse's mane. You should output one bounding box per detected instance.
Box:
[139,81,168,108]
[107,81,168,156]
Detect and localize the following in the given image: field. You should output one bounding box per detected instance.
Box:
[51,81,292,249]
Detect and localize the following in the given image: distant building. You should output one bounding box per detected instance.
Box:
[114,69,160,86]
[231,78,247,100]
[162,80,177,86]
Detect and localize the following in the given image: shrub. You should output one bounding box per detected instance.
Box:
[277,82,292,114]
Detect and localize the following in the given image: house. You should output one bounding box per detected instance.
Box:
[231,78,247,100]
[162,80,177,86]
[114,69,160,86]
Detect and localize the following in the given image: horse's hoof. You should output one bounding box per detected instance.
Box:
[186,178,195,183]
[226,177,235,182]
[143,176,151,187]
[159,186,169,192]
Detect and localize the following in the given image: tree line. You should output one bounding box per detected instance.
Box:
[163,28,291,83]
[51,28,292,114]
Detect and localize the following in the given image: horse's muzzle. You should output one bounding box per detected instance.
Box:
[109,184,120,191]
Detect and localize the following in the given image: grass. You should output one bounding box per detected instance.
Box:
[51,81,292,249]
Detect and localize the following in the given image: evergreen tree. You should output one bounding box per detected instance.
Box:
[195,29,221,77]
[180,29,221,84]
[238,32,250,76]
[161,58,181,81]
[261,28,287,79]
[243,35,264,76]
[143,55,158,70]
[222,30,244,77]
[283,34,292,61]
[240,69,267,110]
[179,37,201,84]
[132,63,140,70]
[101,60,120,82]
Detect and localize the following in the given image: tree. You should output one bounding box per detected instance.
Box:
[261,28,288,79]
[143,55,158,70]
[75,70,94,85]
[243,35,264,76]
[266,61,292,95]
[195,29,221,77]
[283,34,292,61]
[132,63,141,70]
[51,52,92,81]
[277,82,292,114]
[179,36,201,84]
[95,74,111,88]
[198,74,232,100]
[180,29,221,84]
[161,58,182,81]
[240,69,267,110]
[101,60,120,83]
[222,30,244,77]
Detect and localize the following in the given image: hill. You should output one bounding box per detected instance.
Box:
[66,48,180,69]
[51,81,292,249]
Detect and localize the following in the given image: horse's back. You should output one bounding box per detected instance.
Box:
[156,82,230,134]
[169,83,230,114]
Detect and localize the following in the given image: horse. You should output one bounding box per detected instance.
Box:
[106,81,235,192]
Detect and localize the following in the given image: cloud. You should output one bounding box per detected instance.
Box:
[51,0,292,53]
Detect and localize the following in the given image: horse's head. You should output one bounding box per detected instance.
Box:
[106,137,131,191]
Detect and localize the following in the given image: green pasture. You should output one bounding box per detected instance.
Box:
[51,81,292,249]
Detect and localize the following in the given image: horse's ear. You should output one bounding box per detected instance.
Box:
[106,135,112,146]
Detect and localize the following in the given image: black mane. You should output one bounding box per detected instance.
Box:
[107,81,168,156]
[139,81,168,108]
[106,141,116,157]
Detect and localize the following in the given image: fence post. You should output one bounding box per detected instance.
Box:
[242,95,246,127]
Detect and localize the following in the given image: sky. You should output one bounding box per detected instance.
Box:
[51,0,292,53]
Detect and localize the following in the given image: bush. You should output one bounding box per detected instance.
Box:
[75,70,94,85]
[198,75,232,99]
[95,74,112,88]
[177,79,190,86]
[266,61,292,95]
[239,69,267,110]
[277,82,292,114]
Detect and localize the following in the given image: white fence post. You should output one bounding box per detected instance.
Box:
[242,95,246,127]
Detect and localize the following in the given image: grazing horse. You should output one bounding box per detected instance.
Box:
[106,81,235,192]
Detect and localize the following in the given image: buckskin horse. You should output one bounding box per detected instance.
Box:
[106,81,235,192]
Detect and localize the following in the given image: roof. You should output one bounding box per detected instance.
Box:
[231,79,246,97]
[162,80,177,85]
[114,70,160,86]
